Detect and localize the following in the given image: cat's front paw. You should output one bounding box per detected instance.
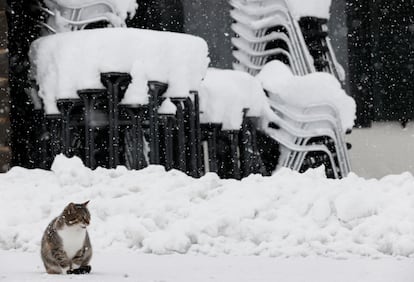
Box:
[79,265,91,274]
[67,265,91,275]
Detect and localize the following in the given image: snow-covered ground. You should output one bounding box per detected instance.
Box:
[1,251,413,282]
[347,122,414,179]
[0,154,414,280]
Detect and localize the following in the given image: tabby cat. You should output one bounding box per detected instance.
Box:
[41,201,92,274]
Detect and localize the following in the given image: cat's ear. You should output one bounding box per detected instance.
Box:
[82,200,90,206]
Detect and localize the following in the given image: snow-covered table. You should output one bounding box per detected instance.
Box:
[29,28,210,114]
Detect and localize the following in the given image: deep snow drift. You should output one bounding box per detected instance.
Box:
[1,155,414,259]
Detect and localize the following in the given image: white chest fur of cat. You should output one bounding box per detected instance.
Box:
[58,223,87,259]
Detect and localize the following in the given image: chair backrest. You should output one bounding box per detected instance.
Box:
[43,0,123,33]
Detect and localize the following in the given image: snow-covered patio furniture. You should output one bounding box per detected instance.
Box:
[256,61,355,178]
[229,0,343,80]
[298,16,343,79]
[265,121,340,178]
[29,28,209,175]
[230,0,314,75]
[199,68,271,178]
[39,0,138,33]
[268,99,351,177]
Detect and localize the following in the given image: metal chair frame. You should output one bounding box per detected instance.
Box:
[39,0,123,33]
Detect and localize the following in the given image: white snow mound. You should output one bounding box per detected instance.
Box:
[256,61,356,130]
[199,68,271,130]
[29,28,210,114]
[232,0,332,19]
[1,155,413,258]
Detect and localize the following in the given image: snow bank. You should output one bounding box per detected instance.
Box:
[199,68,270,130]
[29,28,210,114]
[256,61,356,130]
[1,155,414,258]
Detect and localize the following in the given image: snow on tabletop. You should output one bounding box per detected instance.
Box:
[1,154,414,258]
[288,0,331,19]
[199,68,271,130]
[232,0,332,19]
[46,0,138,21]
[256,61,356,130]
[158,98,177,115]
[29,28,210,114]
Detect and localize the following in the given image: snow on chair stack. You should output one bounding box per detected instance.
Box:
[257,61,355,178]
[38,0,138,34]
[229,0,354,178]
[229,0,344,81]
[230,0,315,76]
[199,68,272,179]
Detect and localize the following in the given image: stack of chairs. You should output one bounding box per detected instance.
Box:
[230,0,352,178]
[229,0,315,76]
[38,0,125,34]
[40,72,203,178]
[299,17,344,80]
[229,0,343,80]
[265,94,352,178]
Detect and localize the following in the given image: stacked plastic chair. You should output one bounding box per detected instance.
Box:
[230,0,343,81]
[230,0,315,76]
[299,17,344,80]
[230,0,352,178]
[265,95,352,179]
[38,0,125,34]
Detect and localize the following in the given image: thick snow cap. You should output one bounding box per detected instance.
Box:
[288,0,331,19]
[234,0,332,19]
[256,61,356,130]
[45,0,138,21]
[29,28,210,114]
[199,68,270,130]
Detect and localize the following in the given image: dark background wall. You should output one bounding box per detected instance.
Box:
[0,0,10,172]
[329,0,350,93]
[347,0,414,126]
[182,0,233,69]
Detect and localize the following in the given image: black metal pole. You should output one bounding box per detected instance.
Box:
[184,97,197,177]
[46,114,62,163]
[171,98,186,172]
[78,89,105,169]
[57,99,81,157]
[192,91,203,177]
[160,114,175,171]
[101,73,132,168]
[147,81,168,165]
[204,123,221,174]
[228,130,241,180]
